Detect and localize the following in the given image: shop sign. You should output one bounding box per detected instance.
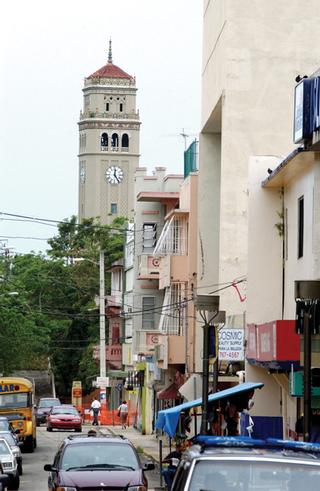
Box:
[218,328,244,361]
[294,77,320,143]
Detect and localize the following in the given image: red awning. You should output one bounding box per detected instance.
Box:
[157,383,180,400]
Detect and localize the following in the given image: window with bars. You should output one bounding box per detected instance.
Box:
[142,297,155,330]
[159,283,187,335]
[142,223,157,251]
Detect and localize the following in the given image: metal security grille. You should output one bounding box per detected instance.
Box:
[159,283,187,335]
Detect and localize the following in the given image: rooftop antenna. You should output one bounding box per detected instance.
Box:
[180,128,189,150]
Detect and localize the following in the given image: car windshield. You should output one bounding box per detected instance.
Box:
[0,433,15,446]
[51,407,78,415]
[188,460,320,491]
[0,422,9,431]
[39,399,60,408]
[61,442,139,471]
[0,441,11,456]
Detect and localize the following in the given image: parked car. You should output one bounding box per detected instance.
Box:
[44,434,154,490]
[46,405,82,432]
[0,432,23,476]
[0,438,19,490]
[171,435,320,491]
[0,418,18,438]
[0,462,9,491]
[35,397,61,426]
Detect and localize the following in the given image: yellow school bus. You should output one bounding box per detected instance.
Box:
[0,377,36,452]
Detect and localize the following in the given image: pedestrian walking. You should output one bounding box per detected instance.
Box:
[117,400,128,429]
[91,397,101,426]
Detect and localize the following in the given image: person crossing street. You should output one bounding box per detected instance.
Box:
[91,397,101,426]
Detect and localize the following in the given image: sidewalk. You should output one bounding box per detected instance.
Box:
[99,424,170,463]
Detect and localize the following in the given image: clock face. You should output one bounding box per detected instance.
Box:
[105,166,124,184]
[80,167,86,184]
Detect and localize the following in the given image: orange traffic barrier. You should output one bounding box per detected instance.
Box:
[80,403,138,427]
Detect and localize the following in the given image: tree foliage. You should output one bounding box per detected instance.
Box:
[0,217,125,398]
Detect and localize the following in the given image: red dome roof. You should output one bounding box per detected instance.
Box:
[88,62,133,80]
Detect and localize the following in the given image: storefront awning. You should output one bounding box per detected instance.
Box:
[155,381,264,437]
[157,383,181,400]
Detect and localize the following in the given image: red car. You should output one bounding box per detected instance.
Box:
[47,405,82,432]
[44,434,154,491]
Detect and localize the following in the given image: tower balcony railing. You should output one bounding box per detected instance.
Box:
[80,110,139,121]
[100,146,130,153]
[84,77,136,87]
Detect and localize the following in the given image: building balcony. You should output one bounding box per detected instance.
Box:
[106,292,122,308]
[159,255,188,289]
[134,331,162,356]
[80,110,139,120]
[246,320,300,370]
[92,344,122,362]
[155,335,185,369]
[138,254,160,280]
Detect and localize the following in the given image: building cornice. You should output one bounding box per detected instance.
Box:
[78,152,140,158]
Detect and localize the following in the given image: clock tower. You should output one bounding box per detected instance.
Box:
[78,40,140,224]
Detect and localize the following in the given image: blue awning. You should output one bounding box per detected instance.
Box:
[155,381,264,437]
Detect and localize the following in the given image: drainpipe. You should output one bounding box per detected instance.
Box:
[281,188,285,320]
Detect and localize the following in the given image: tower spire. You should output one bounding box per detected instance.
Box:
[108,38,112,64]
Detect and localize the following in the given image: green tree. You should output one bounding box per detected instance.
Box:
[0,216,125,398]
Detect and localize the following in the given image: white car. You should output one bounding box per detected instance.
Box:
[0,433,22,476]
[0,438,19,490]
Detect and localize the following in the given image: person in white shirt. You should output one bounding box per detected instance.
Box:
[91,397,101,426]
[118,400,128,429]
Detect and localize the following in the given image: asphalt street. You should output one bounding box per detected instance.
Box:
[18,426,160,490]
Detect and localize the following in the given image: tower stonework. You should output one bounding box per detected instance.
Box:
[78,41,140,224]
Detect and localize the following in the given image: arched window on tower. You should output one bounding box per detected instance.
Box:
[111,133,119,151]
[101,133,108,151]
[121,133,129,152]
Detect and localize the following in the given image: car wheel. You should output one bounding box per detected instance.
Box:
[34,438,37,449]
[47,426,52,432]
[8,474,20,490]
[75,427,82,432]
[18,463,23,476]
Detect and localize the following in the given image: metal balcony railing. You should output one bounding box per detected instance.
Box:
[153,216,188,256]
[80,110,139,120]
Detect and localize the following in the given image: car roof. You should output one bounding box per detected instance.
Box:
[51,404,75,409]
[63,434,131,446]
[0,417,9,421]
[39,397,60,401]
[183,436,320,464]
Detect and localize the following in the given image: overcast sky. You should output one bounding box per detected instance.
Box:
[0,0,202,255]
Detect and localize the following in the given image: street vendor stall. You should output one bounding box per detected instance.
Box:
[155,381,264,437]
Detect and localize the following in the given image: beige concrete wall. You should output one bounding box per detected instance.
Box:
[284,164,317,319]
[198,0,320,371]
[246,156,283,416]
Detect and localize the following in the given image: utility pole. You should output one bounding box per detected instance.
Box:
[99,250,106,378]
[195,295,221,434]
